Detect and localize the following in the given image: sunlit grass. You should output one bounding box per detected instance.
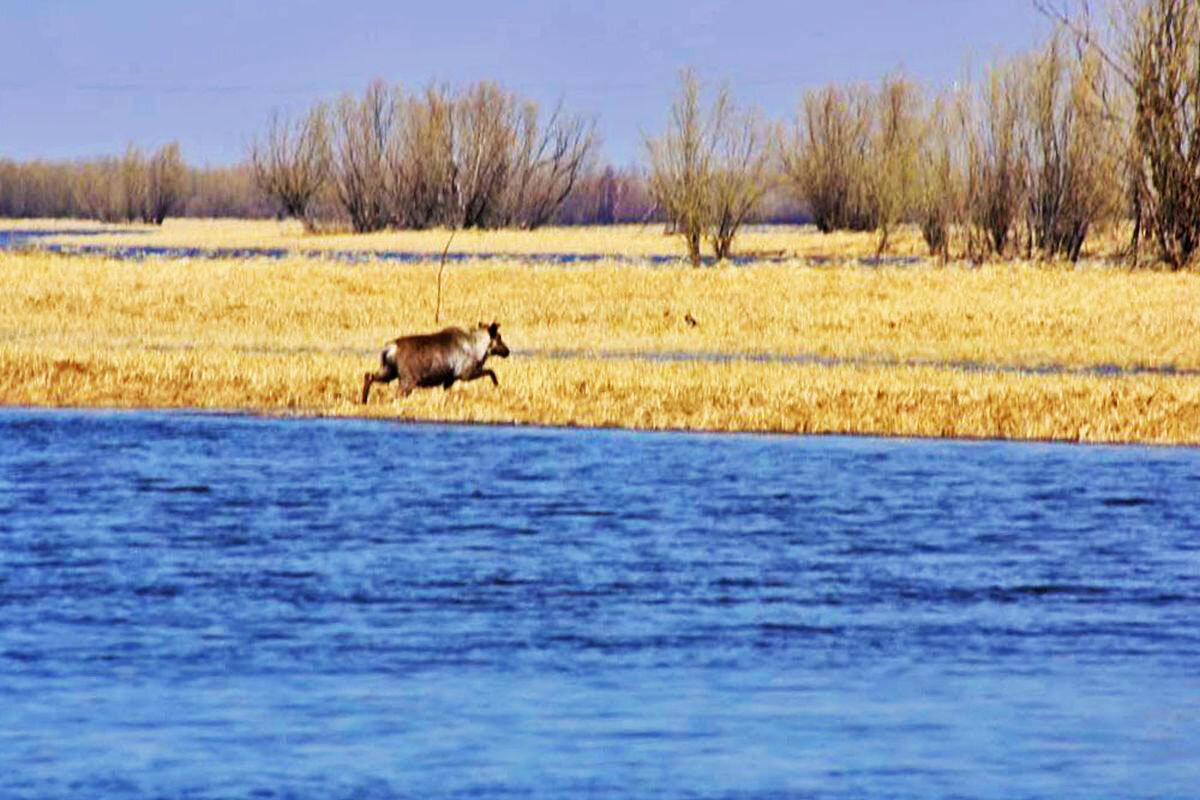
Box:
[2,342,1195,444]
[5,250,1195,369]
[2,223,1198,443]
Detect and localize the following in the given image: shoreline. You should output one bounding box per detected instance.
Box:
[5,402,1199,451]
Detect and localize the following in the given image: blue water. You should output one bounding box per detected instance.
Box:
[1,409,1198,799]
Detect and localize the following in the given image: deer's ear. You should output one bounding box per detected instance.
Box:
[488,321,500,335]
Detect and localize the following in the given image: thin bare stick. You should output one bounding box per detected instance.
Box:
[434,228,456,324]
[1033,0,1134,86]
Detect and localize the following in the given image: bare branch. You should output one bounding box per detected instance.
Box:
[1033,0,1135,85]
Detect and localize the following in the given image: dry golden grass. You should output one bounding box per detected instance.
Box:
[6,249,1194,369]
[0,218,127,232]
[2,223,1198,444]
[2,342,1195,444]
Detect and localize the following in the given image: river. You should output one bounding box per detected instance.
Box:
[1,408,1197,798]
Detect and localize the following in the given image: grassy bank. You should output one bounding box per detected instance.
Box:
[2,221,1198,444]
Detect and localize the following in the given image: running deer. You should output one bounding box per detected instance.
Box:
[361,321,510,403]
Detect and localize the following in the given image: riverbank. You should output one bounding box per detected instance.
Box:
[2,222,1197,444]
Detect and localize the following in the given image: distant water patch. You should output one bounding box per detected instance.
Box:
[0,229,925,267]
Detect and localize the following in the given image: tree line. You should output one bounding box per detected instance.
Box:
[0,154,274,221]
[648,0,1200,269]
[2,0,1199,268]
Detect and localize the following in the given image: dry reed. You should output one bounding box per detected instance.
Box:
[2,224,1198,443]
[2,343,1196,444]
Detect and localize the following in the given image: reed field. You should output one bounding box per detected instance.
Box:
[2,219,1198,444]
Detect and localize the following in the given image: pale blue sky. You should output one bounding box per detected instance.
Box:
[1,1,1053,166]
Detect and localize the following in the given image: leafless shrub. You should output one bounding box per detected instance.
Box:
[249,106,330,228]
[869,76,924,255]
[119,145,149,223]
[331,80,393,233]
[247,80,596,232]
[0,160,77,216]
[647,71,769,265]
[647,71,712,265]
[1125,0,1200,268]
[707,104,772,260]
[504,101,596,229]
[1037,0,1200,268]
[1022,35,1121,261]
[965,63,1028,258]
[144,143,184,225]
[914,91,969,260]
[69,146,153,224]
[73,158,123,223]
[783,77,925,253]
[73,143,185,225]
[782,85,875,233]
[180,164,275,218]
[388,86,456,229]
[449,82,518,229]
[0,156,270,221]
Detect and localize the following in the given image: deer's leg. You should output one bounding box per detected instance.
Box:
[460,364,498,386]
[363,363,398,404]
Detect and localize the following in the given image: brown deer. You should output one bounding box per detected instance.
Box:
[362,321,510,403]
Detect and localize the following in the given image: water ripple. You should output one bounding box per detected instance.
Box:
[0,409,1197,799]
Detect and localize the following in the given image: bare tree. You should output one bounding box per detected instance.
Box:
[1024,34,1120,260]
[966,63,1028,258]
[647,71,768,265]
[332,80,393,233]
[249,106,330,228]
[707,104,772,260]
[647,70,713,266]
[3,156,272,220]
[388,85,456,229]
[73,158,123,223]
[451,82,518,229]
[781,85,875,233]
[1036,0,1200,268]
[914,90,969,260]
[248,79,595,233]
[145,142,184,225]
[1126,0,1200,268]
[869,76,924,255]
[505,101,597,229]
[120,144,148,223]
